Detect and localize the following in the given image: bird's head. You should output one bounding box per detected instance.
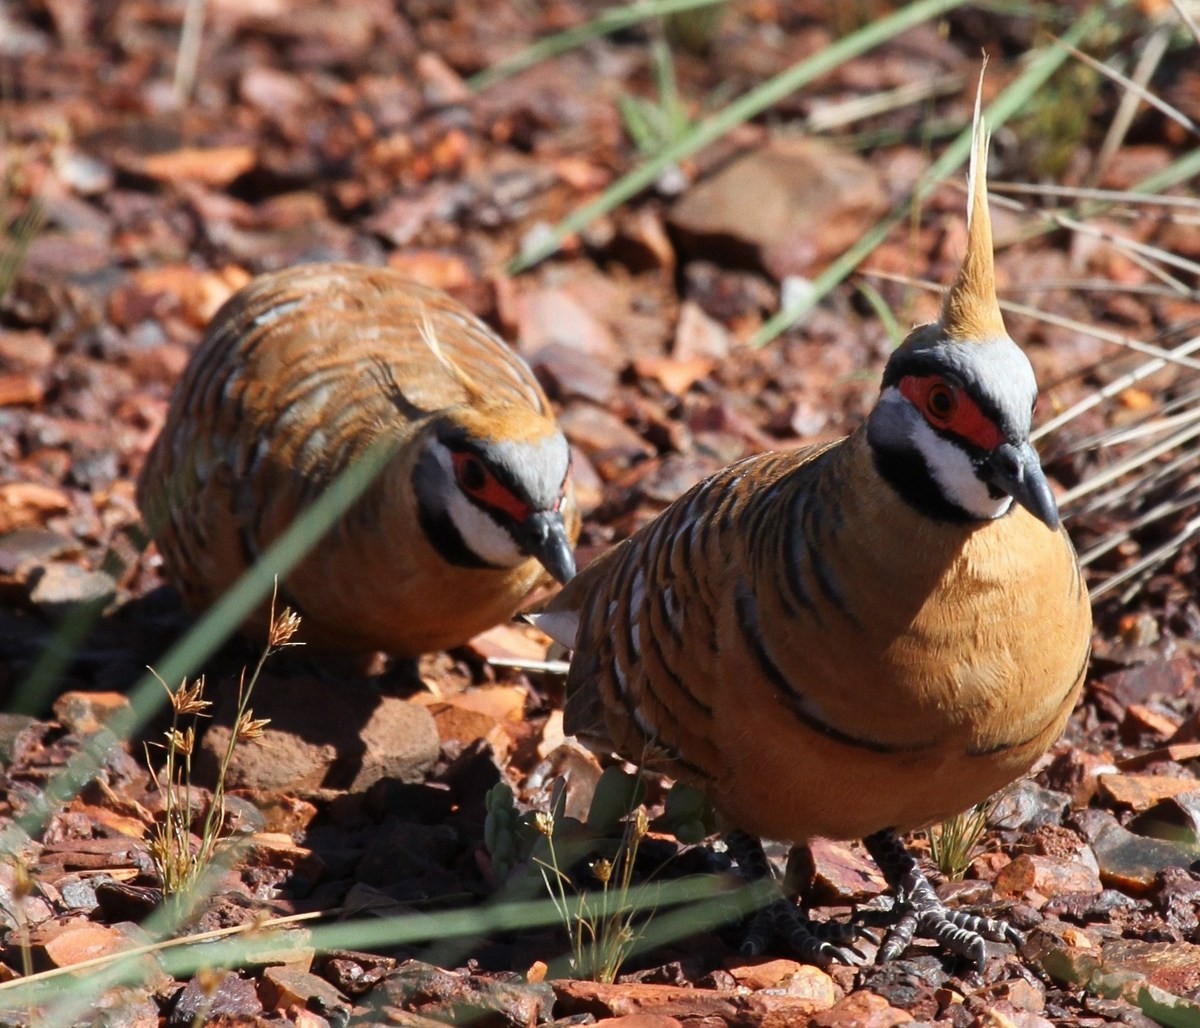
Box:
[866,106,1058,531]
[413,401,577,584]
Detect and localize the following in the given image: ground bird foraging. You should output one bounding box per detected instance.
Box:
[139,263,579,656]
[528,109,1092,966]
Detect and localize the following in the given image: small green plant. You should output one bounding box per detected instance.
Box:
[617,37,694,161]
[486,767,661,982]
[927,802,990,881]
[663,1,727,55]
[534,799,652,984]
[0,119,45,305]
[146,599,298,896]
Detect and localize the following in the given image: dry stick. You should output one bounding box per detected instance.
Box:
[486,656,572,675]
[1002,299,1200,372]
[1035,334,1200,441]
[1171,0,1200,45]
[0,910,325,995]
[1058,419,1200,508]
[1051,212,1200,283]
[1073,28,1184,190]
[991,181,1200,210]
[862,268,1200,376]
[1004,279,1187,298]
[1075,405,1200,450]
[172,0,207,104]
[1069,440,1200,521]
[1071,33,1197,148]
[804,72,963,132]
[1095,514,1200,603]
[1079,490,1200,566]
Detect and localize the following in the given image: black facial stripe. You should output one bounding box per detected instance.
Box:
[871,446,977,524]
[413,445,505,569]
[416,499,502,570]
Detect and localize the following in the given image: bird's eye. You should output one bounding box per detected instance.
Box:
[925,383,957,425]
[455,454,488,492]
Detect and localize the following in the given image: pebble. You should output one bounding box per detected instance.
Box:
[168,969,264,1026]
[28,563,117,620]
[197,674,440,794]
[669,137,887,280]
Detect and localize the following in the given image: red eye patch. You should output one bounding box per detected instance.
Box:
[451,451,532,522]
[899,375,1003,451]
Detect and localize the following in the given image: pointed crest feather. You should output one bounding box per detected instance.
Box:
[940,60,1007,342]
[417,306,487,402]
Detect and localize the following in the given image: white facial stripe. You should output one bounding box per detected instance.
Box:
[908,408,1013,520]
[444,490,527,567]
[426,439,526,568]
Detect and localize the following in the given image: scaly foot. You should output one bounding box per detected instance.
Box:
[863,828,1023,970]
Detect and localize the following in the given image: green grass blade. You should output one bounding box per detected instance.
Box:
[507,0,971,274]
[467,0,730,93]
[750,4,1106,347]
[7,435,400,844]
[5,876,744,1015]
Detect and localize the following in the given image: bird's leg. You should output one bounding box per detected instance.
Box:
[725,831,864,966]
[863,828,1023,970]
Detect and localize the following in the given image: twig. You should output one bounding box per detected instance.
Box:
[0,910,325,994]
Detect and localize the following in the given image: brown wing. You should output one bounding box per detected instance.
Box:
[137,262,565,646]
[548,442,840,786]
[541,427,1091,843]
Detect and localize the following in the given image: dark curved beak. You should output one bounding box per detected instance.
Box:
[984,441,1060,531]
[518,509,576,584]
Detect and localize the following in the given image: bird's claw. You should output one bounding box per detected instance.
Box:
[879,900,1023,971]
[741,898,868,966]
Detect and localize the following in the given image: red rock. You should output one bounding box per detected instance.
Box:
[669,138,888,280]
[136,146,257,187]
[0,373,45,407]
[723,956,810,990]
[557,403,655,470]
[674,300,733,362]
[1098,658,1196,708]
[172,969,264,1024]
[976,978,1046,1013]
[52,691,132,736]
[386,250,474,293]
[235,792,319,836]
[260,964,348,1014]
[788,838,888,902]
[467,623,551,663]
[28,563,118,617]
[197,675,439,793]
[245,833,324,879]
[594,1017,682,1028]
[552,979,838,1023]
[972,1002,1054,1028]
[1121,703,1182,741]
[993,854,1102,906]
[41,922,127,969]
[633,355,715,396]
[1098,773,1200,811]
[1100,939,1200,997]
[0,330,55,372]
[0,482,71,534]
[810,990,914,1027]
[517,287,620,359]
[423,701,515,761]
